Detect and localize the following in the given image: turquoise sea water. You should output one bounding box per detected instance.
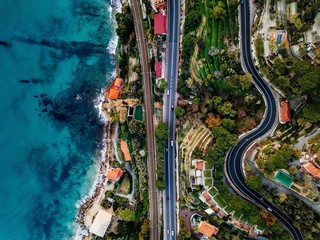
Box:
[0,0,116,239]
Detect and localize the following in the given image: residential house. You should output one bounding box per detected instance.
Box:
[279,99,291,124]
[105,168,123,181]
[198,221,219,238]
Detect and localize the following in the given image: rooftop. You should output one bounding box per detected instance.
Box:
[105,168,123,181]
[196,160,204,170]
[106,78,122,99]
[89,209,113,237]
[155,61,162,79]
[198,221,219,237]
[154,13,167,35]
[279,99,291,124]
[301,162,320,179]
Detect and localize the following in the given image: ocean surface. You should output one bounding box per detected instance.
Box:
[0,0,117,239]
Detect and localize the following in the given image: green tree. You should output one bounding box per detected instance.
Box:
[239,73,253,90]
[246,174,262,190]
[273,57,288,75]
[211,1,227,19]
[175,106,186,118]
[222,119,236,132]
[117,208,136,222]
[155,122,169,141]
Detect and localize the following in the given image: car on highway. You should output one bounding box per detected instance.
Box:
[171,105,174,109]
[267,207,273,212]
[167,230,169,234]
[171,140,174,147]
[171,231,174,236]
[167,90,170,95]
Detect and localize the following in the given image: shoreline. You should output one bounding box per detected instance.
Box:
[74,0,122,239]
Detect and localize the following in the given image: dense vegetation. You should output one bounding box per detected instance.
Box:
[260,185,320,240]
[155,122,169,190]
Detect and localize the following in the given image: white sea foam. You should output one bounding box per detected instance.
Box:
[94,87,109,124]
[107,35,119,55]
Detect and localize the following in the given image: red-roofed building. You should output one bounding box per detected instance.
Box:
[155,62,162,78]
[201,191,211,201]
[279,99,291,124]
[301,162,320,179]
[218,210,226,218]
[198,221,219,238]
[106,78,122,99]
[207,200,215,207]
[242,224,251,232]
[212,205,220,212]
[105,168,123,181]
[154,13,167,35]
[196,160,204,170]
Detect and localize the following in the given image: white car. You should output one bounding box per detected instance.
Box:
[171,141,174,147]
[171,231,174,236]
[167,90,170,95]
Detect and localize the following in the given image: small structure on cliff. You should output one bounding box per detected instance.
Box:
[106,78,122,99]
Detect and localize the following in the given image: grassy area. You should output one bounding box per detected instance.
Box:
[308,133,320,145]
[134,105,143,121]
[209,187,218,196]
[214,194,227,208]
[233,211,243,219]
[291,184,301,193]
[204,178,213,186]
[204,169,212,178]
[118,172,132,195]
[224,205,233,213]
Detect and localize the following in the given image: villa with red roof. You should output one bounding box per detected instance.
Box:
[301,162,320,179]
[105,168,123,181]
[279,99,291,124]
[198,221,219,238]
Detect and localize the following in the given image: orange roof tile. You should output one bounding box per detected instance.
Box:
[301,162,320,178]
[198,221,218,237]
[279,99,291,123]
[212,206,220,212]
[242,224,251,231]
[105,168,122,180]
[107,88,120,99]
[121,140,131,161]
[207,200,215,207]
[202,191,211,201]
[196,160,204,170]
[114,78,122,88]
[218,210,225,217]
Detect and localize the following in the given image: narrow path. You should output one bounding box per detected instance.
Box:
[294,128,320,150]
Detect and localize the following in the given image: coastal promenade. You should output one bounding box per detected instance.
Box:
[130,0,159,239]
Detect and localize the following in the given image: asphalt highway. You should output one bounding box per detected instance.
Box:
[130,0,158,239]
[225,1,304,239]
[164,0,180,239]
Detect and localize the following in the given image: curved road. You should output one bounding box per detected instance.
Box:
[130,1,158,239]
[164,0,181,239]
[225,1,304,240]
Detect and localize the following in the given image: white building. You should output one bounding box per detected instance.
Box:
[89,209,113,237]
